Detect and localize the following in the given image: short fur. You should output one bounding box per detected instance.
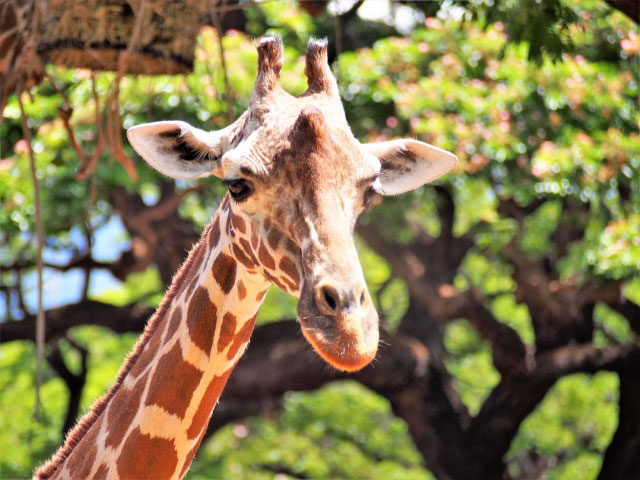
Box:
[34,221,215,479]
[37,35,456,479]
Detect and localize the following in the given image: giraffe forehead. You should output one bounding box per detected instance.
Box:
[262,118,376,186]
[243,94,374,178]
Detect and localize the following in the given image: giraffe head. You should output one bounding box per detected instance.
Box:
[127,37,456,371]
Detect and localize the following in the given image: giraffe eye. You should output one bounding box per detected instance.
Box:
[363,177,382,210]
[223,178,253,202]
[363,186,377,210]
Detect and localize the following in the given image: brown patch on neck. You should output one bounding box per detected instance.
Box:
[187,287,218,355]
[217,312,238,352]
[116,427,179,479]
[226,314,257,361]
[186,366,234,440]
[239,237,260,267]
[93,463,109,480]
[179,428,208,478]
[232,242,256,270]
[251,223,259,249]
[256,288,269,302]
[208,214,222,249]
[182,239,206,301]
[237,280,247,300]
[285,238,302,257]
[220,195,230,211]
[63,412,103,479]
[163,306,183,345]
[211,252,237,294]
[128,322,162,379]
[230,210,247,234]
[104,378,146,449]
[267,227,282,250]
[145,342,204,418]
[34,216,215,479]
[263,270,289,292]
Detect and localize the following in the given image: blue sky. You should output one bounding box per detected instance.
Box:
[1,215,130,319]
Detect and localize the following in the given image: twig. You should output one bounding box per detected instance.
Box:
[76,73,105,180]
[17,87,46,422]
[58,105,89,167]
[211,0,235,125]
[45,72,91,171]
[46,71,106,180]
[82,179,98,300]
[107,81,138,180]
[103,0,149,181]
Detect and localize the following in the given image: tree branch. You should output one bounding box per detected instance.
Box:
[605,0,639,23]
[467,376,555,478]
[0,300,153,344]
[358,220,526,374]
[3,255,117,274]
[533,340,640,379]
[598,372,640,479]
[46,335,89,436]
[497,196,546,226]
[110,185,201,285]
[17,85,46,421]
[608,298,640,335]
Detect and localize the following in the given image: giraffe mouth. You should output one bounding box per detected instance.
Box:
[297,292,379,372]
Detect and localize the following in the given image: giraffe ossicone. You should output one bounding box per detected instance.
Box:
[36,36,456,480]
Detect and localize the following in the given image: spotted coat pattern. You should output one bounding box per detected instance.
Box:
[36,200,302,480]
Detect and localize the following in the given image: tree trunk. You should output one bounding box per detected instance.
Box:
[598,372,640,479]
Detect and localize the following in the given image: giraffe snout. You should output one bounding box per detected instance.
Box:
[314,281,368,317]
[297,278,379,372]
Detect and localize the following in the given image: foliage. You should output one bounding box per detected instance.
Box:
[189,382,431,480]
[507,373,619,478]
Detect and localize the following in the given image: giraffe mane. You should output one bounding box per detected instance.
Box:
[34,221,214,479]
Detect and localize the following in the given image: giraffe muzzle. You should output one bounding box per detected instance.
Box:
[297,279,379,372]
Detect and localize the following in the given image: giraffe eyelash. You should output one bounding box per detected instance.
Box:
[222,178,254,202]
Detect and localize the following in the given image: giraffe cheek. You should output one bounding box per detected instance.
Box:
[278,256,301,293]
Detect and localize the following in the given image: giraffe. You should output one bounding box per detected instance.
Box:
[35,36,456,480]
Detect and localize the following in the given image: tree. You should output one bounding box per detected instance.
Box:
[1,1,639,478]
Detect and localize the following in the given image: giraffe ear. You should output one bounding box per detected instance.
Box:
[363,139,457,195]
[127,121,230,179]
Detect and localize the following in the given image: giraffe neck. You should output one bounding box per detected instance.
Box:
[37,200,271,480]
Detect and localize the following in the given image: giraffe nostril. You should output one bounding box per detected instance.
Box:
[360,292,365,307]
[323,287,337,311]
